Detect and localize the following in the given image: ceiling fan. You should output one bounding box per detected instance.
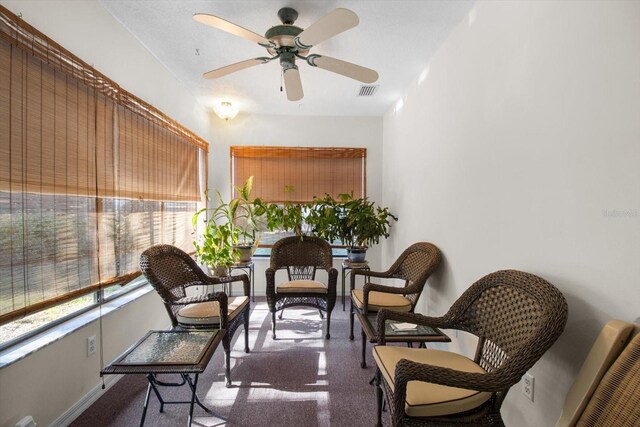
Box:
[193,7,379,101]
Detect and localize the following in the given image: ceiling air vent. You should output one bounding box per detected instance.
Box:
[357,85,379,97]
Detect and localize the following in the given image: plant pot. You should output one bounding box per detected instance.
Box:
[212,265,229,277]
[347,247,367,263]
[233,244,254,263]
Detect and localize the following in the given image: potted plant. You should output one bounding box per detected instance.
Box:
[193,220,238,276]
[193,177,261,265]
[308,193,397,263]
[229,176,261,262]
[253,185,310,239]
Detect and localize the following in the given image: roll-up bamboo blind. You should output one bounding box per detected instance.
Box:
[231,146,366,203]
[0,6,208,152]
[0,6,206,326]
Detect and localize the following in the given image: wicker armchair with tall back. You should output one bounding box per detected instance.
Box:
[139,244,251,387]
[373,269,568,427]
[349,242,442,367]
[265,236,338,339]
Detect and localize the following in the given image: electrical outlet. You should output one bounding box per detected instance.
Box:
[522,372,534,401]
[87,335,96,357]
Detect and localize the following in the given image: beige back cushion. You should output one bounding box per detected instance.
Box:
[556,320,634,427]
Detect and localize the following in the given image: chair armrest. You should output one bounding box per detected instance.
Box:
[185,273,250,296]
[350,269,389,292]
[376,309,452,344]
[212,273,250,297]
[394,358,511,395]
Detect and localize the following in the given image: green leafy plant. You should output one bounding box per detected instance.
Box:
[192,177,262,266]
[193,220,238,273]
[307,193,397,248]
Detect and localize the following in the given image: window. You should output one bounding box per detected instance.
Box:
[231,146,366,255]
[0,7,208,347]
[231,146,366,203]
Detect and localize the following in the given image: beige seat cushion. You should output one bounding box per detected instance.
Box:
[373,346,492,417]
[176,296,248,326]
[352,289,412,312]
[277,280,327,294]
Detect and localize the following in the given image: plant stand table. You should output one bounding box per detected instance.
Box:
[101,329,225,427]
[341,260,370,310]
[229,261,255,301]
[357,312,450,368]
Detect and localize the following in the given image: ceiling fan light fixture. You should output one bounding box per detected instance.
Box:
[214,101,239,120]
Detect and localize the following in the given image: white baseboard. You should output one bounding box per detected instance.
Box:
[51,374,123,427]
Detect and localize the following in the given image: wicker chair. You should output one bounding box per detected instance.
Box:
[265,236,338,339]
[373,269,568,427]
[139,244,250,387]
[349,242,441,367]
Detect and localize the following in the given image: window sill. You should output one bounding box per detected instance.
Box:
[0,284,154,370]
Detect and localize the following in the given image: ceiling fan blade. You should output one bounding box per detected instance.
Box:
[203,58,268,79]
[283,67,303,101]
[295,8,358,48]
[194,13,271,46]
[309,55,378,83]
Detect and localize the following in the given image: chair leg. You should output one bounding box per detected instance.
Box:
[376,370,384,427]
[278,308,284,320]
[349,300,355,340]
[361,328,367,368]
[325,311,331,339]
[271,311,277,340]
[244,310,250,353]
[318,309,324,319]
[223,338,231,388]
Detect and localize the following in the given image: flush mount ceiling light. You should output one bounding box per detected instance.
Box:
[194,7,379,102]
[214,101,239,120]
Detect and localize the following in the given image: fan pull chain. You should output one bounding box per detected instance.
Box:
[280,68,283,92]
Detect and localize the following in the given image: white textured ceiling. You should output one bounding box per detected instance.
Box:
[99,0,474,117]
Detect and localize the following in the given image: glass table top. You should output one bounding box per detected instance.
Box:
[115,330,217,366]
[366,314,441,336]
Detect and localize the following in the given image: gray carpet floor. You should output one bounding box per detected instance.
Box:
[71,299,387,426]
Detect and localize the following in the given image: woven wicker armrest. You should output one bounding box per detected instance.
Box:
[354,269,394,279]
[393,359,510,394]
[203,273,250,296]
[173,291,228,306]
[376,309,451,344]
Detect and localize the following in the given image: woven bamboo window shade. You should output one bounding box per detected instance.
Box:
[231,146,366,202]
[0,6,208,326]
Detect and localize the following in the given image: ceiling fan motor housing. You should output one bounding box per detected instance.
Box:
[265,24,307,56]
[279,52,297,71]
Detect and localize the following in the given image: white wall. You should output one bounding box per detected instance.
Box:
[0,1,210,426]
[208,113,384,295]
[381,1,640,426]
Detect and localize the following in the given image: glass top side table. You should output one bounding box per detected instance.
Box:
[101,329,225,426]
[341,260,370,310]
